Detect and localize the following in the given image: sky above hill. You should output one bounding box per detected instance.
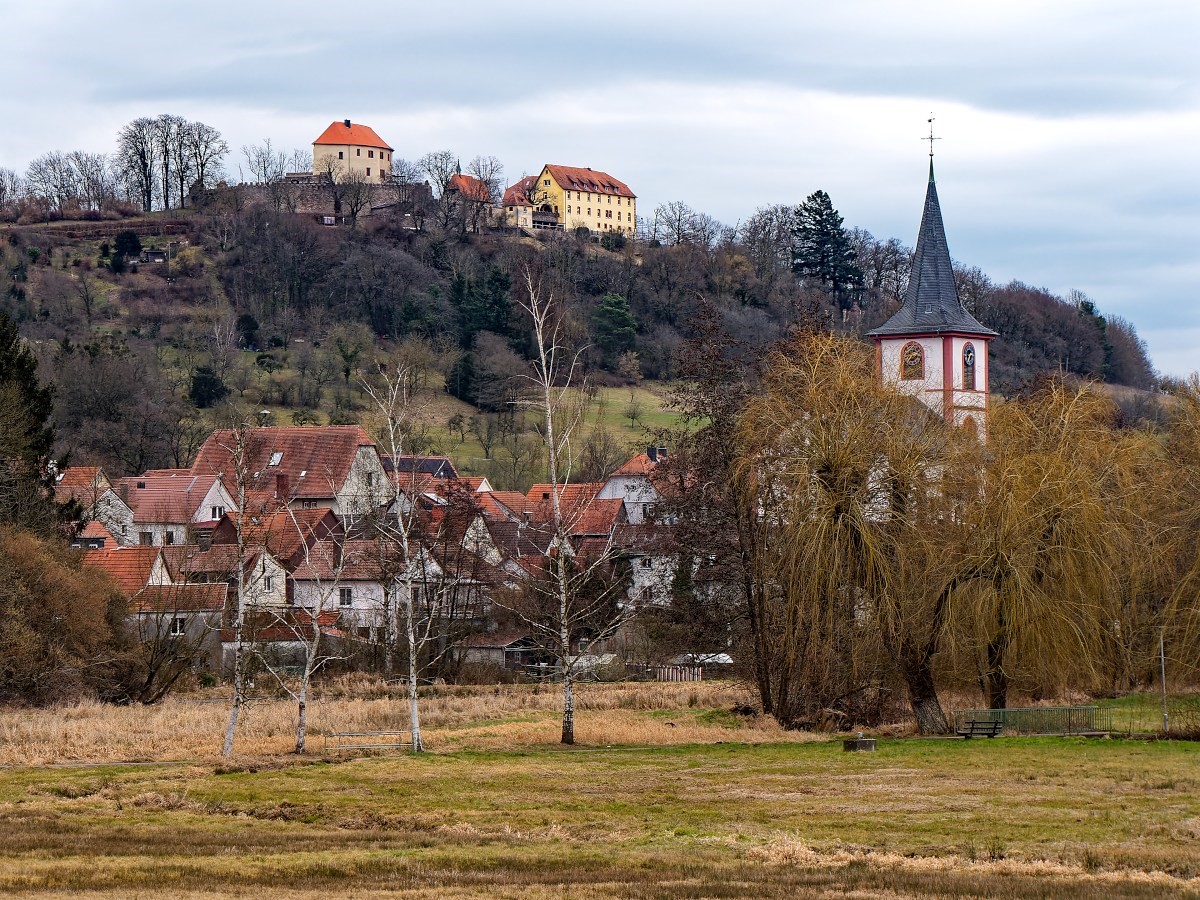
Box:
[3,0,1197,376]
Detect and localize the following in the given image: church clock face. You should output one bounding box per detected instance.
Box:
[963,345,975,367]
[901,341,924,380]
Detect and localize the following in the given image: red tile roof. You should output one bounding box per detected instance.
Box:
[115,472,224,524]
[78,520,116,542]
[614,452,658,476]
[502,175,538,208]
[448,173,492,203]
[83,547,163,595]
[543,165,635,199]
[161,545,261,582]
[56,466,109,506]
[210,507,342,570]
[312,120,393,151]
[132,584,227,613]
[192,426,378,501]
[292,539,402,582]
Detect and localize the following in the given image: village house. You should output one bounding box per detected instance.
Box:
[597,447,671,525]
[191,425,391,521]
[111,470,235,548]
[83,546,229,670]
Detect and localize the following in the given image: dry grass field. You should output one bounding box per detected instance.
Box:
[1,682,1199,898]
[0,681,800,765]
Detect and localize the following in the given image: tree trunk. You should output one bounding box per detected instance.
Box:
[984,636,1009,709]
[561,674,575,745]
[558,557,575,745]
[294,680,308,754]
[899,648,949,734]
[222,635,246,757]
[405,593,424,753]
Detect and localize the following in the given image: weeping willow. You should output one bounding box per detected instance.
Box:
[735,334,1177,732]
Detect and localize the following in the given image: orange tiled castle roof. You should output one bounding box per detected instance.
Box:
[313,120,393,151]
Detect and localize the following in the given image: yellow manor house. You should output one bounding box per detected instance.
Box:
[505,164,637,235]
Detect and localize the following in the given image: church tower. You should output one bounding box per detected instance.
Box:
[867,161,996,434]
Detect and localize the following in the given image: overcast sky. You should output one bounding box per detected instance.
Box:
[3,0,1197,376]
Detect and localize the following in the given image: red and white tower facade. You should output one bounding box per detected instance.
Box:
[868,161,996,435]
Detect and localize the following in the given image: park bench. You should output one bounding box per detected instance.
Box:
[324,730,413,754]
[957,719,1004,739]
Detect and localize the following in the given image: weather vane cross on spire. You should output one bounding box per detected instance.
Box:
[925,114,941,158]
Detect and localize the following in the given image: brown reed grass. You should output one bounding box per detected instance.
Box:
[0,679,813,765]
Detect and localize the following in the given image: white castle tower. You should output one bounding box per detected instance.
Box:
[867,160,996,435]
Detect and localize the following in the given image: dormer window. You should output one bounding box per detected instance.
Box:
[268,452,283,467]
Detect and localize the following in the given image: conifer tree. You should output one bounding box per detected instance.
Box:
[791,190,863,306]
[0,312,58,533]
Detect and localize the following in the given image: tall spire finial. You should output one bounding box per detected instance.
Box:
[925,115,940,182]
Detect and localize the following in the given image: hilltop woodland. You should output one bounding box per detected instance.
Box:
[2,121,1197,733]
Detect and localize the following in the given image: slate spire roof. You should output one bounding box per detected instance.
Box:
[867,161,997,339]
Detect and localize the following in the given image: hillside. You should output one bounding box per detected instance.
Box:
[0,208,1160,487]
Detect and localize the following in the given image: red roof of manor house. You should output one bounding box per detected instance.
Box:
[543,165,635,199]
[502,175,538,208]
[313,120,393,151]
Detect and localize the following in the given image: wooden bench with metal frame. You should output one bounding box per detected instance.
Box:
[957,719,1004,739]
[324,730,413,754]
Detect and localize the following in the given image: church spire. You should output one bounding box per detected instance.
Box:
[867,164,996,339]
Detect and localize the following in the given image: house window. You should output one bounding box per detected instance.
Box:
[640,557,652,568]
[300,499,318,510]
[338,151,344,159]
[567,205,571,213]
[165,531,175,545]
[211,505,225,520]
[900,342,924,380]
[606,210,612,218]
[368,150,374,158]
[544,179,550,186]
[139,532,153,546]
[962,343,977,391]
[269,451,283,466]
[340,587,353,607]
[169,616,186,637]
[264,575,274,592]
[356,148,361,156]
[366,168,371,176]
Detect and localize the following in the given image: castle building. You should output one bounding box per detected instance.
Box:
[867,161,997,433]
[312,119,393,182]
[505,165,636,235]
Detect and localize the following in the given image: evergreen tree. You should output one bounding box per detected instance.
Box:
[592,293,637,362]
[0,312,58,532]
[791,190,863,306]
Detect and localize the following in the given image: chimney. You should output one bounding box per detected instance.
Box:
[343,119,351,128]
[276,472,290,499]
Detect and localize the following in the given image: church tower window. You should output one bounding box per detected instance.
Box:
[962,343,976,390]
[901,342,924,380]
